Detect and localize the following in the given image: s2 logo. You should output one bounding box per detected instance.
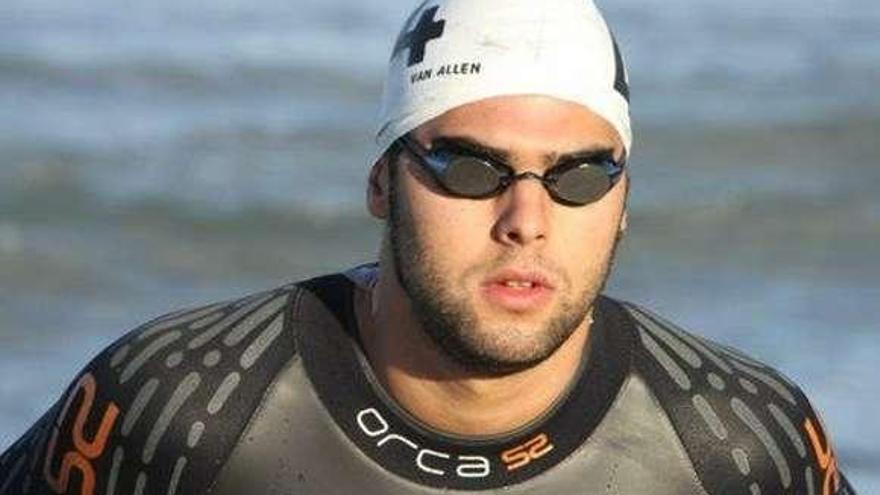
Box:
[500,433,554,472]
[43,373,120,495]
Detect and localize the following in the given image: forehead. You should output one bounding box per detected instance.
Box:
[411,95,625,160]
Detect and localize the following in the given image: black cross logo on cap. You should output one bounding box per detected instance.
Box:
[392,5,446,67]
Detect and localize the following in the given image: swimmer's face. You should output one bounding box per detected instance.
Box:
[371,95,627,374]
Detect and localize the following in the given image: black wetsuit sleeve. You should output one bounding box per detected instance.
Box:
[625,302,858,494]
[0,286,298,495]
[0,404,60,494]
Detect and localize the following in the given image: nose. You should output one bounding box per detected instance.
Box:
[491,175,550,247]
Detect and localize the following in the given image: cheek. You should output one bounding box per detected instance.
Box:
[401,178,492,262]
[553,198,625,263]
[576,211,621,247]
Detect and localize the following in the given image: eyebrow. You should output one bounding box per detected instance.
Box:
[430,136,510,163]
[428,135,619,169]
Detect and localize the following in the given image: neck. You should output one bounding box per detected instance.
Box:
[355,264,592,437]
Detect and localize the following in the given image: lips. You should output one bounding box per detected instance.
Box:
[480,269,555,312]
[483,270,555,290]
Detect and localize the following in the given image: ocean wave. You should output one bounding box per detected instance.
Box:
[0,51,380,99]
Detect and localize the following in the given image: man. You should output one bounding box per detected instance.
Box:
[0,0,857,493]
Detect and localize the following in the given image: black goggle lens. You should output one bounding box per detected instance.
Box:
[443,155,505,197]
[550,164,612,205]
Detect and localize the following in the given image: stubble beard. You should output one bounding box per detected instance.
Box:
[387,163,621,376]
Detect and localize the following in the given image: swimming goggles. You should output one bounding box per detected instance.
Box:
[396,134,625,206]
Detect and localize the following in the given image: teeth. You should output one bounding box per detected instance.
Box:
[504,281,534,288]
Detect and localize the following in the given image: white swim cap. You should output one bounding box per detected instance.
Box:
[373,0,632,164]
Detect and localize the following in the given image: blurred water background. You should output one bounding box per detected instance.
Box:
[1,0,878,489]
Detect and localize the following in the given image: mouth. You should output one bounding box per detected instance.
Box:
[483,268,555,289]
[480,270,556,312]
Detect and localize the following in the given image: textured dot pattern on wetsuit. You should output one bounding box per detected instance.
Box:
[626,303,853,495]
[0,286,299,495]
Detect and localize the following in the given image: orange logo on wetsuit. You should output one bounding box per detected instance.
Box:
[805,417,841,495]
[500,433,554,471]
[43,372,120,495]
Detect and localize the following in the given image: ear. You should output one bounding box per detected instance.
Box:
[367,155,391,219]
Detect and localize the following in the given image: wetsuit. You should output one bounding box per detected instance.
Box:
[0,266,856,494]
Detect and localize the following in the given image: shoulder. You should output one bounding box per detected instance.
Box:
[619,300,853,494]
[1,283,310,495]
